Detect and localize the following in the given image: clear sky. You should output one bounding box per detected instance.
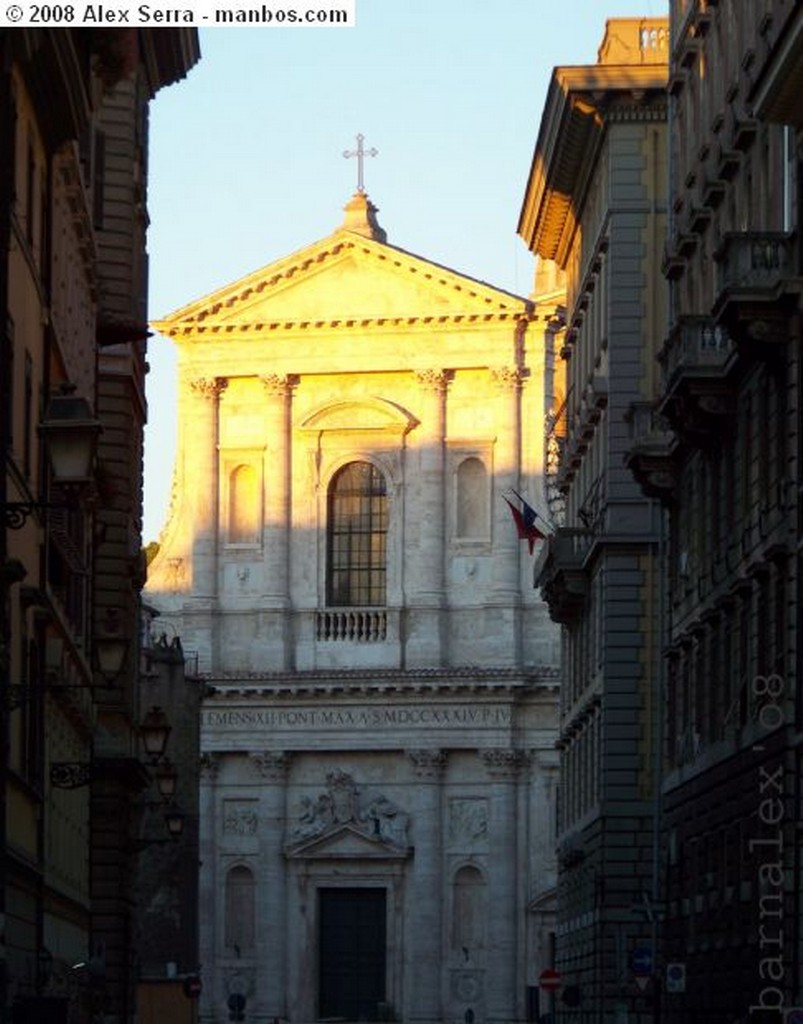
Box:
[143,0,662,542]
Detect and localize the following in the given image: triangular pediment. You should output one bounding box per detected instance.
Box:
[152,229,530,337]
[285,822,411,861]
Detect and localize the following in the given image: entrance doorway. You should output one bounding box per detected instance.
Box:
[318,887,387,1020]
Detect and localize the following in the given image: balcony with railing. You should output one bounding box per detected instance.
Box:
[624,401,678,502]
[713,232,799,345]
[658,316,738,443]
[534,527,592,625]
[316,608,388,642]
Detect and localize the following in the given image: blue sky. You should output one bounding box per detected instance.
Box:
[143,0,662,542]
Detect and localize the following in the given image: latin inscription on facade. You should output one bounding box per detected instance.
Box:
[203,704,512,730]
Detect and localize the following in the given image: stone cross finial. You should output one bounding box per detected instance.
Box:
[343,133,378,194]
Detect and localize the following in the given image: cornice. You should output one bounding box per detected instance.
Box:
[157,310,528,341]
[201,665,561,699]
[518,65,667,264]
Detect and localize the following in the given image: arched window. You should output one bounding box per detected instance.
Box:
[451,865,487,953]
[456,457,489,538]
[225,865,255,952]
[229,464,259,543]
[327,461,387,607]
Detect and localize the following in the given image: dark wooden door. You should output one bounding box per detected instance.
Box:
[319,887,387,1020]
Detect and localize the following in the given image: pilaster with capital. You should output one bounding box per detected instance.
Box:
[407,749,447,1024]
[409,370,449,665]
[188,376,228,599]
[259,375,294,606]
[490,367,524,632]
[481,748,525,1023]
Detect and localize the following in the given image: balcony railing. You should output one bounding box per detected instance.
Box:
[659,316,734,383]
[716,231,795,299]
[534,528,592,625]
[317,609,388,642]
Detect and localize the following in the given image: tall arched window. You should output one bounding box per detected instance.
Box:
[327,461,387,607]
[229,464,259,543]
[225,865,255,952]
[456,457,489,538]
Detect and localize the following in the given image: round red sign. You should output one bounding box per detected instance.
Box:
[539,968,562,992]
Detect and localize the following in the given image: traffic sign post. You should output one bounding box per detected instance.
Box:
[539,968,562,993]
[539,968,561,1022]
[631,947,653,993]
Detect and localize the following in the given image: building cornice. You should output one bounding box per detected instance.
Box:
[201,665,561,698]
[518,64,667,265]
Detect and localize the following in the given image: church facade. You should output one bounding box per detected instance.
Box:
[145,193,560,1024]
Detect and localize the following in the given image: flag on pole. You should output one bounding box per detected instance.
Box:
[504,492,546,555]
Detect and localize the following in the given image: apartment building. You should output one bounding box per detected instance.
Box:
[0,29,198,1024]
[519,18,669,1021]
[630,2,802,1019]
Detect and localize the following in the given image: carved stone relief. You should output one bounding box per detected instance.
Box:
[449,798,488,848]
[288,770,409,847]
[223,800,258,836]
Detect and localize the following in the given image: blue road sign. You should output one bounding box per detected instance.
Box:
[630,947,653,976]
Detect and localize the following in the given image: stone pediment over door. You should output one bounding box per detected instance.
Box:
[285,822,412,862]
[151,231,530,337]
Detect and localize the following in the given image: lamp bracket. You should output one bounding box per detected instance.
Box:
[50,762,93,789]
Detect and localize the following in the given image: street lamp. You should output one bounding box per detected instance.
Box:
[140,706,172,764]
[153,758,178,801]
[1,394,102,529]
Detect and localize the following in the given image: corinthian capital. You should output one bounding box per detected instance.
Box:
[190,376,228,400]
[481,748,527,778]
[414,369,449,394]
[407,749,447,778]
[260,373,293,397]
[490,367,523,392]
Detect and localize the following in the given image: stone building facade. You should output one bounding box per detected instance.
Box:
[628,2,802,1020]
[0,28,198,1024]
[145,193,561,1024]
[518,18,669,1022]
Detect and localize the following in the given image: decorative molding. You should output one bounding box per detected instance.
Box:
[223,800,258,836]
[481,749,528,778]
[249,750,291,781]
[407,748,447,778]
[449,797,488,846]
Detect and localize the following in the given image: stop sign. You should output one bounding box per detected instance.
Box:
[539,968,562,992]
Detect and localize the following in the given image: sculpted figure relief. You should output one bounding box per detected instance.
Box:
[288,771,409,847]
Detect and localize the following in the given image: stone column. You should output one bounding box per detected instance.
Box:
[259,374,294,668]
[198,753,221,1024]
[250,751,291,1022]
[409,370,449,666]
[187,377,227,669]
[407,749,448,1024]
[482,749,524,1024]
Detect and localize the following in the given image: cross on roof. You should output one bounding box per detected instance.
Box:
[343,133,378,194]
